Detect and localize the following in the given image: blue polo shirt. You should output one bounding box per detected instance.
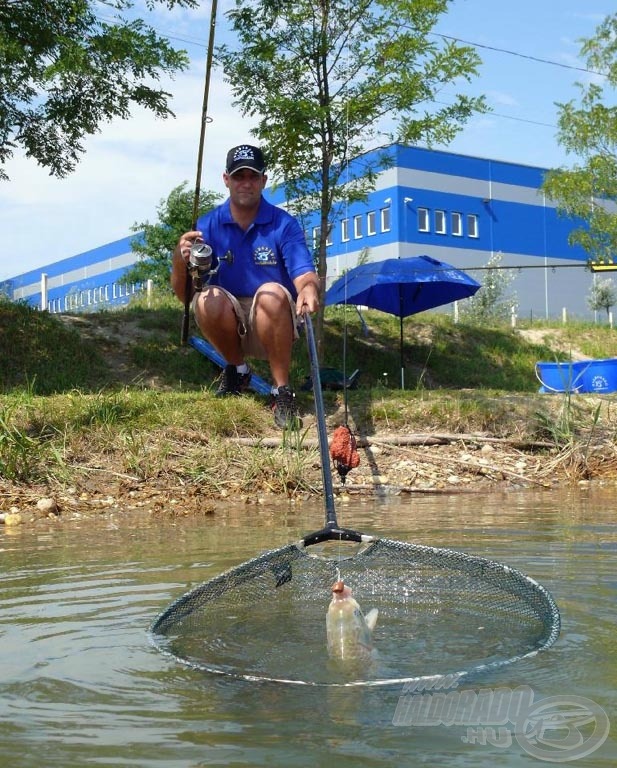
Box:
[195,197,315,299]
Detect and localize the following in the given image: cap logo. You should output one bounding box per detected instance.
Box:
[233,146,256,162]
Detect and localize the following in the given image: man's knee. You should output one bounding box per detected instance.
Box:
[254,283,290,314]
[195,287,227,314]
[194,289,236,330]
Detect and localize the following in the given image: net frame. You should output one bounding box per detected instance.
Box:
[150,315,561,686]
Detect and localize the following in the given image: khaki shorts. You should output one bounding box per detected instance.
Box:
[193,283,299,360]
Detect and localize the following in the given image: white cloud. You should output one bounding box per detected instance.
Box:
[486,90,519,108]
[0,66,257,278]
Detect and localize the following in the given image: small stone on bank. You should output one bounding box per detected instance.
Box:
[36,497,60,517]
[1,512,22,526]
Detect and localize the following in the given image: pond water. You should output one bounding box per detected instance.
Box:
[1,486,615,767]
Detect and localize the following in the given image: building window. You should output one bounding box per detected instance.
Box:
[367,211,376,236]
[451,212,462,236]
[380,207,391,232]
[312,226,320,250]
[467,214,479,238]
[326,224,333,247]
[353,214,363,239]
[341,218,350,242]
[435,210,446,234]
[418,207,430,232]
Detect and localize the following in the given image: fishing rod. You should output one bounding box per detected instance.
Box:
[181,0,219,346]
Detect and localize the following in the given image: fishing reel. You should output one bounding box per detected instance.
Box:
[188,242,233,291]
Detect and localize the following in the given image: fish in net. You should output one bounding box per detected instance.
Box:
[150,314,560,686]
[150,537,560,686]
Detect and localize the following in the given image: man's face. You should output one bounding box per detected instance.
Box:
[224,168,266,208]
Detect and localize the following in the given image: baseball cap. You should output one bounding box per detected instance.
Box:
[225,145,266,175]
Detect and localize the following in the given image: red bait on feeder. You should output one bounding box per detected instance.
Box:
[329,425,360,483]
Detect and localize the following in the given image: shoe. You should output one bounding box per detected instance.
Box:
[271,385,303,430]
[216,364,252,397]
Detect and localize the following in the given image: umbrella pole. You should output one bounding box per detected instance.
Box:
[400,314,404,389]
[399,285,405,389]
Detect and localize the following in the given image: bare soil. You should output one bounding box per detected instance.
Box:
[516,328,591,360]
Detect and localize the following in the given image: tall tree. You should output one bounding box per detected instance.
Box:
[124,182,223,290]
[0,0,196,181]
[542,13,617,265]
[218,0,486,336]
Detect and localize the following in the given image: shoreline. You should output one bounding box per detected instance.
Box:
[2,426,613,528]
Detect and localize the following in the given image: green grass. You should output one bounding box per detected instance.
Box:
[5,292,617,396]
[316,309,575,392]
[0,300,112,394]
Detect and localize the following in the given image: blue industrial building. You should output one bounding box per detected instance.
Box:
[1,233,144,313]
[1,143,594,319]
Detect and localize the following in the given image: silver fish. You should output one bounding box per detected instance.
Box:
[326,580,379,663]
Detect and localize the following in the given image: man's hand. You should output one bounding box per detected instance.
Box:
[176,230,203,265]
[295,273,320,315]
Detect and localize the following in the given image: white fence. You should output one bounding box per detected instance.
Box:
[40,273,149,313]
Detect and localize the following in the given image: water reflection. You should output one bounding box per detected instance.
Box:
[0,486,615,767]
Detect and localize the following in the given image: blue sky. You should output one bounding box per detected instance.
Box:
[1,0,614,279]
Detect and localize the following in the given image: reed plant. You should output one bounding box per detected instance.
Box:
[0,401,66,483]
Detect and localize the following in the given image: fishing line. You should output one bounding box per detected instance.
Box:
[324,0,360,569]
[325,0,361,493]
[342,50,351,428]
[336,0,352,570]
[331,0,353,429]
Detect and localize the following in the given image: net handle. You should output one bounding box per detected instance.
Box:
[301,313,364,545]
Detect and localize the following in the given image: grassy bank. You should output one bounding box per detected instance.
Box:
[5,292,617,395]
[1,294,617,494]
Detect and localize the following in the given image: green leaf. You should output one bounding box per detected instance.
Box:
[122,182,223,290]
[541,12,617,264]
[0,0,195,180]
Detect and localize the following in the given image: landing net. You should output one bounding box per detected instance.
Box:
[149,537,560,687]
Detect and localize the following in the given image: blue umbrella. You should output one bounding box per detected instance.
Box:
[325,255,481,388]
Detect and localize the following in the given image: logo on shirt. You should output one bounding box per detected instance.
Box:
[253,246,277,266]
